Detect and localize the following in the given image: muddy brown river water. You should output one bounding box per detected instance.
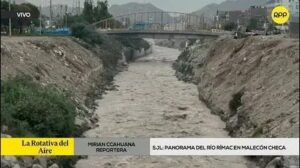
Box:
[76,43,252,168]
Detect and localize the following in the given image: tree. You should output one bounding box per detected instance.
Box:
[1,0,10,29]
[93,0,111,22]
[1,0,9,10]
[81,0,111,24]
[71,0,113,41]
[82,0,94,23]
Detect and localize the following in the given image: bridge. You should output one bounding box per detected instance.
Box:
[92,11,228,39]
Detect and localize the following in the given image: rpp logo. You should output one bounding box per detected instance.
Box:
[272,6,290,24]
[273,12,288,18]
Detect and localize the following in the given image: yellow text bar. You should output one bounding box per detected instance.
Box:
[1,138,74,156]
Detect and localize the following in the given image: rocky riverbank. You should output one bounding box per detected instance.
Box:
[1,36,151,168]
[154,39,188,50]
[173,35,299,167]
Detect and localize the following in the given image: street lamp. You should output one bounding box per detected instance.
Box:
[65,12,71,28]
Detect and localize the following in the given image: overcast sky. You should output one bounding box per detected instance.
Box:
[20,0,226,13]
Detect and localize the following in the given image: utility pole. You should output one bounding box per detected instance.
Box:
[65,13,68,28]
[39,5,42,35]
[9,0,12,36]
[78,0,81,15]
[75,0,78,15]
[72,0,75,15]
[50,0,53,28]
[60,5,63,27]
[75,0,77,15]
[65,5,68,27]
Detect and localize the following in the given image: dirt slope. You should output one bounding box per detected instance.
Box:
[1,37,103,104]
[175,36,299,138]
[174,35,299,167]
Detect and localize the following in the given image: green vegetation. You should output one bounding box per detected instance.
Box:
[71,23,104,45]
[82,0,94,23]
[252,126,264,137]
[70,0,113,46]
[1,76,76,137]
[54,156,80,168]
[70,0,149,51]
[68,0,112,26]
[82,0,112,24]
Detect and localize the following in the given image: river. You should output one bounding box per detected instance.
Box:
[75,43,251,168]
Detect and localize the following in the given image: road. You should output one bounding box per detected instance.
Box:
[76,43,251,168]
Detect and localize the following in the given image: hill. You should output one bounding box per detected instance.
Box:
[109,2,172,23]
[109,2,163,16]
[192,0,268,19]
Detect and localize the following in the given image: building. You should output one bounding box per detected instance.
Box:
[247,6,268,20]
[214,6,268,30]
[214,11,227,29]
[227,10,245,24]
[289,0,299,38]
[247,6,268,30]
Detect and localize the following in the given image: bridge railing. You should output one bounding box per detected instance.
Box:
[93,11,213,33]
